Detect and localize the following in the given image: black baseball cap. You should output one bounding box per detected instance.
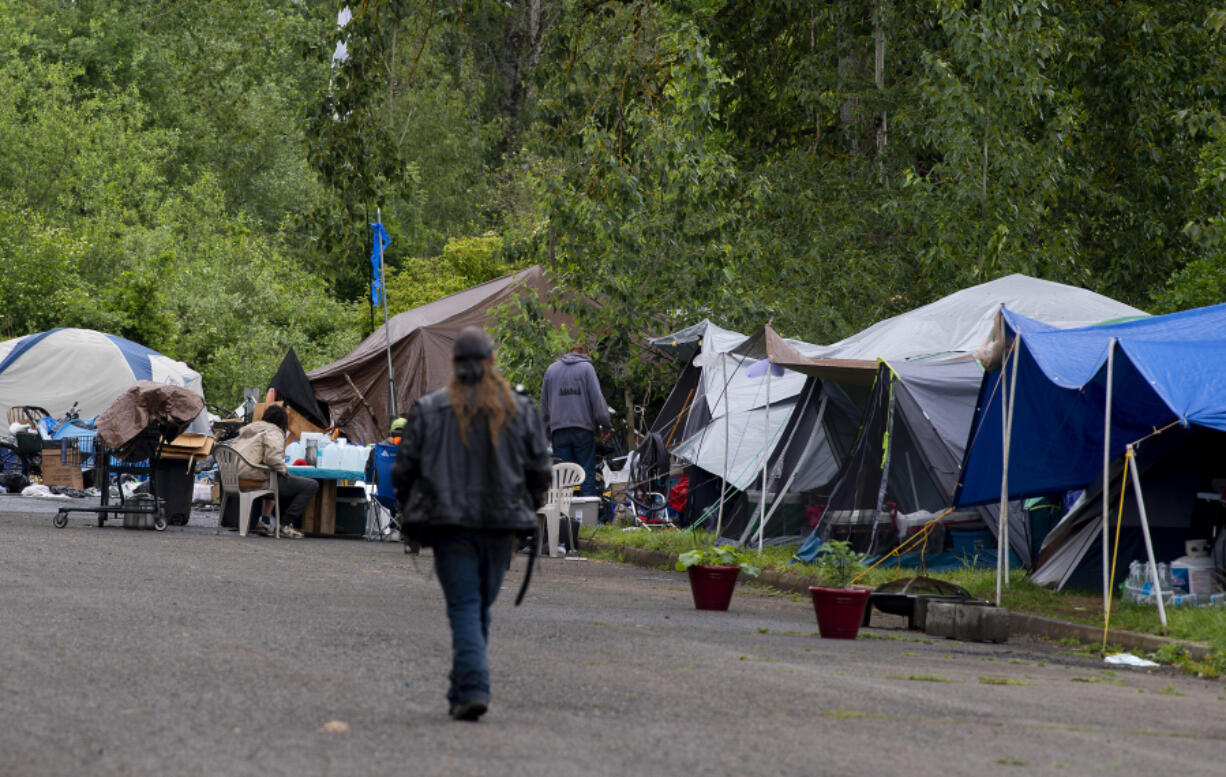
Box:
[453,326,494,360]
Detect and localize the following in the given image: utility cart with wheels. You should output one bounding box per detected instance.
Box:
[51,382,205,532]
[53,425,170,531]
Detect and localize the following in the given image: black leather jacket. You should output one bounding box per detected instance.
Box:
[392,387,551,542]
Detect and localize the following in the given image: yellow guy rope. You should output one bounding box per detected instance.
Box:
[1102,449,1132,653]
[850,507,955,585]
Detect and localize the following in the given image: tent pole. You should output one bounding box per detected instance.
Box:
[1126,444,1168,631]
[715,356,728,540]
[1004,340,1019,585]
[746,394,829,544]
[378,207,397,421]
[996,339,1018,605]
[1101,339,1115,618]
[758,361,771,553]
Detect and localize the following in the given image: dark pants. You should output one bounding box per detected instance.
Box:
[552,426,596,496]
[259,473,319,529]
[432,530,514,707]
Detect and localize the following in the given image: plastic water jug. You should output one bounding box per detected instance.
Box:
[285,441,305,464]
[318,441,342,470]
[341,444,368,473]
[1171,539,1215,596]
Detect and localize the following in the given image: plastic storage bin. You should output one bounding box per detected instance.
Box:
[951,528,993,556]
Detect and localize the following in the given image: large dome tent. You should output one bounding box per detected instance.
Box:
[0,328,206,427]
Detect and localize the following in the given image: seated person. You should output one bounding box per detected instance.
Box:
[230,404,317,539]
[385,416,408,447]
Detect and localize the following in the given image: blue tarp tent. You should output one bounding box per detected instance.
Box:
[955,302,1226,507]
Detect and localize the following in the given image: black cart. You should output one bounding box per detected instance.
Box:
[53,425,170,531]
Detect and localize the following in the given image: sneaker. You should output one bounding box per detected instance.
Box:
[449,698,488,722]
[279,525,304,539]
[254,520,273,537]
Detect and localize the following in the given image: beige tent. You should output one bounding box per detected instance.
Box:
[308,265,560,443]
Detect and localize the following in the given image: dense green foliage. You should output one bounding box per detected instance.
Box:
[3,1,1226,414]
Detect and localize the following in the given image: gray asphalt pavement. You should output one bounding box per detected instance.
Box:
[1,497,1223,777]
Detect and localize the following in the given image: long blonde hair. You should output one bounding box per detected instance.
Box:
[448,357,517,447]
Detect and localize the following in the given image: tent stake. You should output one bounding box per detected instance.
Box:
[1126,444,1168,631]
[1101,338,1115,617]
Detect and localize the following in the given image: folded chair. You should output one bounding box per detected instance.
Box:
[539,462,585,558]
[213,444,281,538]
[364,442,401,541]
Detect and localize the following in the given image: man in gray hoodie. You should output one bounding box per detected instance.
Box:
[540,343,611,496]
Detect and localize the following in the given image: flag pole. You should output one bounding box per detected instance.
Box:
[376,208,397,421]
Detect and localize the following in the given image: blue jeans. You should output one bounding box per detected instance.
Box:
[551,427,596,496]
[432,530,514,706]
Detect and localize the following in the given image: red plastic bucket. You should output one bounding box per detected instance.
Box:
[687,565,741,611]
[809,586,871,639]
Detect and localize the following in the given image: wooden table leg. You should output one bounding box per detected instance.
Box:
[302,484,321,534]
[318,479,337,535]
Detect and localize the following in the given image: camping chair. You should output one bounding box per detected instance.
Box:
[364,442,401,541]
[213,444,281,538]
[538,463,585,558]
[13,431,42,478]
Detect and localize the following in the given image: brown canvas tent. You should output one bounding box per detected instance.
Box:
[308,265,561,443]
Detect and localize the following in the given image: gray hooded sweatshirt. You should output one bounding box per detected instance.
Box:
[540,353,611,434]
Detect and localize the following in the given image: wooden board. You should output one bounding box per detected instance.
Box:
[253,401,325,444]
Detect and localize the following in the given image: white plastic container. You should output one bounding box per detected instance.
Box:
[1170,539,1216,596]
[341,444,369,472]
[285,441,305,463]
[318,441,342,469]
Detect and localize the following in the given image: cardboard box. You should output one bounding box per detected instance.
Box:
[253,401,324,443]
[160,432,215,461]
[40,441,84,490]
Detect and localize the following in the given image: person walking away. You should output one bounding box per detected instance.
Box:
[393,326,551,721]
[540,343,611,496]
[229,404,317,538]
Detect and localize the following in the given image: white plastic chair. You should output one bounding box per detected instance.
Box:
[538,462,585,557]
[213,444,281,538]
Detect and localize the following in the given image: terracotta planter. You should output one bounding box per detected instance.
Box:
[687,565,741,611]
[809,586,872,639]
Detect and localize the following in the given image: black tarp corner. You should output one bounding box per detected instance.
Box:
[269,348,328,429]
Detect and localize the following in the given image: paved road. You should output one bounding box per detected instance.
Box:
[1,501,1222,777]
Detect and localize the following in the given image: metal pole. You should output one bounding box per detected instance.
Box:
[1101,339,1115,617]
[1004,341,1019,585]
[715,356,728,540]
[996,340,1017,605]
[378,208,397,420]
[758,361,771,553]
[1127,444,1168,630]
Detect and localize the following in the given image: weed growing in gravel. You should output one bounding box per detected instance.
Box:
[820,709,889,721]
[979,677,1031,686]
[886,673,957,683]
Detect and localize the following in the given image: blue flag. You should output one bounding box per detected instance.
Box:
[370,222,391,304]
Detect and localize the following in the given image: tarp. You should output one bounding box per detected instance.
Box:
[0,328,206,431]
[268,348,328,429]
[754,274,1147,382]
[309,265,563,444]
[956,302,1226,506]
[95,382,206,456]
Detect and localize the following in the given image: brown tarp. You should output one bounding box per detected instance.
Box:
[95,382,206,455]
[308,265,565,443]
[732,324,879,386]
